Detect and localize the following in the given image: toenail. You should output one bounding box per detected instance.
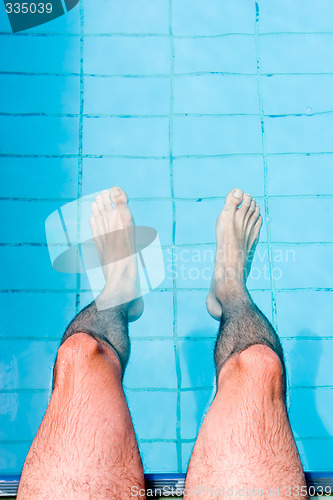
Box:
[232,188,243,199]
[112,187,121,195]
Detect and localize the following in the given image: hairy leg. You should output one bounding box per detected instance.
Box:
[185,189,306,499]
[18,188,145,500]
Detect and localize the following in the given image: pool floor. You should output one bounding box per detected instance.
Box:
[0,0,333,476]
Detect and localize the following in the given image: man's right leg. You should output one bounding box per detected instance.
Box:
[185,189,306,499]
[18,188,145,499]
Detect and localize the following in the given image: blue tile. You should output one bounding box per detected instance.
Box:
[84,37,170,75]
[177,290,217,338]
[83,117,169,156]
[0,3,11,32]
[84,0,169,34]
[271,244,333,289]
[0,201,61,243]
[282,339,333,387]
[289,388,333,438]
[139,442,178,473]
[265,116,333,154]
[262,75,333,115]
[126,391,177,440]
[129,200,173,245]
[28,5,80,33]
[0,74,80,114]
[0,339,57,390]
[173,116,262,156]
[0,35,80,73]
[174,245,214,290]
[130,291,173,338]
[0,116,79,155]
[258,0,333,33]
[267,155,333,195]
[47,196,80,246]
[79,291,95,308]
[82,158,171,198]
[84,76,169,115]
[260,34,333,74]
[173,157,265,198]
[158,247,178,290]
[179,339,215,389]
[297,439,333,471]
[181,389,213,439]
[0,392,48,440]
[276,291,333,338]
[174,36,257,74]
[0,292,76,338]
[174,75,259,114]
[270,197,333,243]
[0,158,78,198]
[250,290,273,323]
[173,0,255,35]
[175,199,222,245]
[124,339,177,389]
[182,442,195,472]
[175,198,267,245]
[0,247,77,290]
[247,243,272,290]
[0,442,31,474]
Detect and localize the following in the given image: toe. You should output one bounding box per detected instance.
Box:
[245,199,256,222]
[101,189,113,212]
[90,203,105,234]
[96,194,105,215]
[89,215,98,232]
[248,215,263,249]
[224,188,244,210]
[111,186,133,226]
[91,201,101,218]
[239,193,252,214]
[111,186,128,206]
[245,199,258,227]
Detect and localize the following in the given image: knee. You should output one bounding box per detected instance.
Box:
[240,344,283,377]
[57,332,101,365]
[221,344,284,394]
[54,333,121,386]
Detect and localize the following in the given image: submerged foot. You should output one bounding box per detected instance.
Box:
[206,188,263,320]
[89,186,143,321]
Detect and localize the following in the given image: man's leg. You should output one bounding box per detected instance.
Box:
[185,189,306,499]
[18,187,145,500]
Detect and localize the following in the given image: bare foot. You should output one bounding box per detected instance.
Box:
[206,188,263,320]
[89,186,143,321]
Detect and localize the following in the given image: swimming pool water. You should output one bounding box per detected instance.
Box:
[0,0,333,475]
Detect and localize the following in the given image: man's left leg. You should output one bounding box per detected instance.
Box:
[18,188,146,499]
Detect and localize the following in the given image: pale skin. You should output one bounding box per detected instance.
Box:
[17,187,307,499]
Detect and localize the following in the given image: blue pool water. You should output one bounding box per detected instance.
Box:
[0,0,333,476]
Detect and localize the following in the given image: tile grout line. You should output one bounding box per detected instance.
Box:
[3,152,333,159]
[3,195,333,202]
[4,111,333,118]
[3,31,333,37]
[168,0,183,473]
[75,0,85,313]
[5,70,333,77]
[254,1,278,329]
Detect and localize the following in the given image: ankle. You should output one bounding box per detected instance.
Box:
[215,278,249,307]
